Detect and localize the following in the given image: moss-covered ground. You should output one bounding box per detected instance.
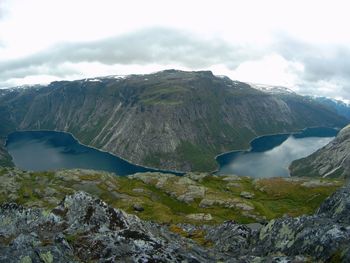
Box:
[0,167,344,225]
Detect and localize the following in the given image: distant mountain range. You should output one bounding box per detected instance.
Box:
[308,96,350,120]
[0,70,347,171]
[249,84,350,120]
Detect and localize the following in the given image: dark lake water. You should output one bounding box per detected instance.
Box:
[6,128,338,178]
[6,131,183,176]
[216,127,339,178]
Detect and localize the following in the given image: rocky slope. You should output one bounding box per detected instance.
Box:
[0,168,343,225]
[0,175,349,262]
[0,70,347,171]
[290,124,350,178]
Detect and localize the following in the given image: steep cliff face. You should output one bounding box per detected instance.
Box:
[0,70,347,171]
[290,125,350,178]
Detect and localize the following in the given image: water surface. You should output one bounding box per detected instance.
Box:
[216,127,338,178]
[6,131,182,176]
[6,127,338,178]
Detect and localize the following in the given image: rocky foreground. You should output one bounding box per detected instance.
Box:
[0,168,343,225]
[0,180,350,262]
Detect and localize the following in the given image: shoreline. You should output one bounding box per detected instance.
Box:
[210,126,340,174]
[5,129,185,176]
[5,125,341,177]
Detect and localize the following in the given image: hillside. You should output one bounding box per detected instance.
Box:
[0,70,347,171]
[290,124,350,178]
[0,168,349,262]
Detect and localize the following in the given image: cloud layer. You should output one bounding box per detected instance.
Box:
[1,27,349,100]
[1,0,350,101]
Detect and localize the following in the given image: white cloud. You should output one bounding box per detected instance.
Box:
[1,0,350,100]
[228,54,304,87]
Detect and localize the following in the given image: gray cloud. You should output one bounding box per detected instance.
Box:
[275,35,350,81]
[1,27,350,100]
[272,34,350,99]
[0,28,260,81]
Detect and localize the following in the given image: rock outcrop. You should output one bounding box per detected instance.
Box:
[290,124,350,178]
[1,181,350,262]
[0,191,215,262]
[0,168,344,226]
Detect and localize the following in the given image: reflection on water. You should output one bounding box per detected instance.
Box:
[6,128,338,178]
[6,131,183,176]
[216,129,337,178]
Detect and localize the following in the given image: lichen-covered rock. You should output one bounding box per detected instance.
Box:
[0,203,76,263]
[240,191,255,199]
[177,185,206,203]
[185,172,209,182]
[0,192,215,262]
[205,221,255,254]
[222,175,242,181]
[129,171,207,204]
[256,215,350,261]
[129,172,176,185]
[317,184,350,224]
[1,180,350,262]
[186,213,213,221]
[199,198,254,211]
[301,179,339,188]
[252,184,350,261]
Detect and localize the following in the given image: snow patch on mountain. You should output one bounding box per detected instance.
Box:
[249,83,296,95]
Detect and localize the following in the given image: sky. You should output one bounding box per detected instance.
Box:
[0,0,350,101]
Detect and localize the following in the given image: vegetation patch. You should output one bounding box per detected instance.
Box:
[176,141,217,172]
[0,168,344,226]
[140,85,187,105]
[169,224,213,247]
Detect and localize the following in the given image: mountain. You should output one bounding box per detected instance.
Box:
[0,70,347,172]
[0,168,349,262]
[310,96,350,120]
[290,125,350,178]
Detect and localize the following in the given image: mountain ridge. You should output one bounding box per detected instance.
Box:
[0,70,347,171]
[310,96,350,120]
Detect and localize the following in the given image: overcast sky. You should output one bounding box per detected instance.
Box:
[1,0,350,101]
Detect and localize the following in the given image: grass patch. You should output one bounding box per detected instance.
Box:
[140,85,187,105]
[0,169,344,226]
[169,224,213,247]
